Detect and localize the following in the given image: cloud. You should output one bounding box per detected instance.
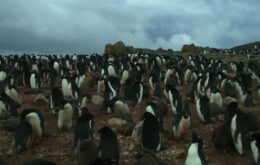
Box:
[0,0,260,54]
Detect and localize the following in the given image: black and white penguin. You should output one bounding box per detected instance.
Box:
[211,107,236,151]
[5,84,21,104]
[250,133,260,165]
[145,101,167,130]
[12,121,32,152]
[61,75,73,99]
[0,92,20,118]
[97,126,120,165]
[49,87,64,115]
[209,87,223,108]
[185,131,207,165]
[78,140,98,165]
[21,158,55,165]
[29,71,40,88]
[58,103,73,131]
[107,97,129,114]
[172,103,191,139]
[141,112,161,151]
[21,109,44,139]
[195,96,211,123]
[165,84,182,115]
[229,102,251,155]
[74,113,94,155]
[120,69,129,85]
[105,76,120,100]
[107,63,117,77]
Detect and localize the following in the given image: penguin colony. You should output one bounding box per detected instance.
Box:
[0,51,259,165]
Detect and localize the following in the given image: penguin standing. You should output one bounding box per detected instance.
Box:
[195,96,211,123]
[172,103,191,139]
[97,126,120,165]
[5,84,21,104]
[165,84,182,115]
[49,87,64,115]
[141,112,161,151]
[185,131,207,165]
[29,71,40,88]
[58,103,73,131]
[12,121,32,152]
[74,113,94,155]
[21,109,44,139]
[229,102,252,155]
[250,133,260,165]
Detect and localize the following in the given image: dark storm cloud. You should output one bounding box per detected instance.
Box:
[0,0,260,54]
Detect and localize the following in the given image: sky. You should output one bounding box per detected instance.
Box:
[0,0,260,55]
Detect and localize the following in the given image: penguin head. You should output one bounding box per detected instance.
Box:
[192,131,200,143]
[64,103,73,111]
[98,126,116,139]
[225,102,239,121]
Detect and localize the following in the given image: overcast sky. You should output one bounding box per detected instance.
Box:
[0,0,260,55]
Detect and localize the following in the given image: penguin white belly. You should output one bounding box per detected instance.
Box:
[114,101,129,113]
[231,115,243,154]
[184,69,191,83]
[120,70,129,85]
[185,143,202,165]
[174,117,190,138]
[138,84,143,104]
[30,74,37,88]
[251,140,259,164]
[210,93,223,108]
[0,71,7,82]
[195,99,205,122]
[78,75,85,88]
[58,109,73,130]
[168,91,177,114]
[146,106,155,116]
[26,113,42,138]
[108,65,116,77]
[149,77,154,89]
[62,79,69,97]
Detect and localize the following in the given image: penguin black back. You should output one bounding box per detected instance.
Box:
[141,112,161,151]
[97,126,120,165]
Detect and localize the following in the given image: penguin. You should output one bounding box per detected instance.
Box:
[29,71,40,88]
[105,76,120,100]
[58,103,73,131]
[12,121,32,152]
[107,63,117,77]
[97,126,120,165]
[209,88,223,108]
[21,109,44,139]
[211,109,235,151]
[185,131,207,165]
[61,75,73,99]
[0,92,20,118]
[0,69,7,82]
[78,140,98,165]
[107,97,129,114]
[172,103,191,139]
[120,69,129,85]
[250,133,260,165]
[165,84,182,115]
[5,84,21,104]
[229,102,252,155]
[49,87,64,115]
[145,101,167,130]
[195,96,211,123]
[21,158,55,165]
[74,113,94,155]
[141,112,161,151]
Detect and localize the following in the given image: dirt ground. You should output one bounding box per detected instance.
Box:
[0,69,260,165]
